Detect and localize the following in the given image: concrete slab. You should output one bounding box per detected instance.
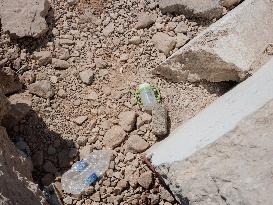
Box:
[146,57,273,204]
[154,0,273,82]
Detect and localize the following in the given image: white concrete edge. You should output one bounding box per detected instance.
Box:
[146,57,273,166]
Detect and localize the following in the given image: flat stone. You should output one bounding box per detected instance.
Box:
[77,136,88,146]
[137,113,152,128]
[104,126,127,148]
[79,145,93,159]
[159,0,223,20]
[152,104,168,136]
[0,0,50,38]
[73,116,88,125]
[126,135,149,153]
[154,0,273,82]
[102,23,115,36]
[118,111,137,132]
[52,58,70,70]
[175,33,189,48]
[174,21,188,33]
[28,80,55,99]
[79,70,94,85]
[129,36,142,45]
[152,32,176,56]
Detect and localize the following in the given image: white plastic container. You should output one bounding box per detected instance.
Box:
[139,83,157,110]
[61,150,112,195]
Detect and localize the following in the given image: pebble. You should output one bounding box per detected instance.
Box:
[77,135,88,146]
[114,179,128,194]
[104,126,127,148]
[150,194,160,205]
[102,23,115,36]
[126,134,149,153]
[136,113,152,128]
[119,54,129,62]
[91,192,101,202]
[79,145,93,159]
[43,160,58,173]
[152,32,176,56]
[160,186,175,202]
[52,58,70,70]
[174,21,188,33]
[138,171,153,189]
[152,104,168,136]
[118,111,137,132]
[176,33,190,48]
[73,115,88,125]
[136,13,155,29]
[63,196,73,205]
[94,58,107,68]
[129,36,142,45]
[28,80,55,99]
[79,70,94,85]
[33,51,52,66]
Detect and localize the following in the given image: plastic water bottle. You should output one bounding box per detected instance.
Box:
[61,150,112,195]
[139,83,157,110]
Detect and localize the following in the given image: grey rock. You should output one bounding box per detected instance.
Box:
[129,36,142,45]
[152,32,176,56]
[152,104,168,136]
[0,0,50,37]
[73,116,88,125]
[104,126,127,148]
[52,58,70,70]
[156,99,273,205]
[28,80,55,99]
[79,70,94,85]
[159,0,223,20]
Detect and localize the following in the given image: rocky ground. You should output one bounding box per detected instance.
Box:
[1,0,235,204]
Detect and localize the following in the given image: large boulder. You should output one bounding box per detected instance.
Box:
[0,0,50,38]
[154,0,273,82]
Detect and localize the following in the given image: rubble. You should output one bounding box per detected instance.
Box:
[104,126,127,148]
[126,134,149,153]
[118,111,137,132]
[0,0,50,38]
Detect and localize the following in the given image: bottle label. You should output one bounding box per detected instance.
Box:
[74,160,88,172]
[84,173,98,186]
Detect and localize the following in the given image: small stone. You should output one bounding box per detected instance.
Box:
[91,192,101,202]
[152,32,176,56]
[79,145,93,159]
[33,51,52,66]
[129,36,141,45]
[126,135,149,153]
[176,33,190,48]
[28,80,55,99]
[52,58,70,70]
[47,145,56,155]
[160,186,175,202]
[152,104,168,136]
[58,89,67,98]
[67,0,79,6]
[119,54,129,62]
[73,116,88,125]
[118,111,137,132]
[174,21,188,33]
[50,76,58,84]
[77,135,88,146]
[63,196,73,205]
[94,58,107,68]
[32,150,43,167]
[79,70,94,85]
[104,126,126,148]
[138,171,153,189]
[85,91,98,101]
[58,149,70,168]
[43,160,58,173]
[20,71,36,86]
[114,179,128,194]
[102,23,115,36]
[149,194,160,205]
[41,173,54,186]
[137,113,152,128]
[136,13,155,29]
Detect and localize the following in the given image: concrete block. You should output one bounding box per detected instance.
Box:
[154,0,273,82]
[146,57,273,204]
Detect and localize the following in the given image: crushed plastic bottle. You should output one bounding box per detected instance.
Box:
[139,83,158,110]
[61,149,112,195]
